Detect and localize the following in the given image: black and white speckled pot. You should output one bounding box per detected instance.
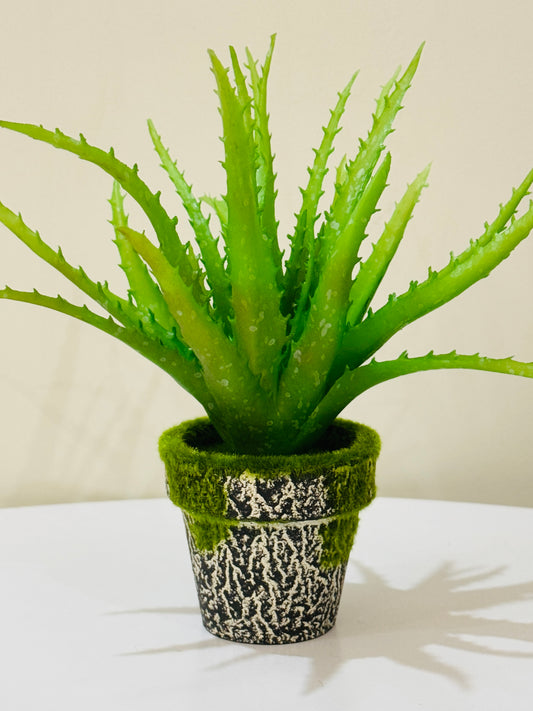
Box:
[159,418,379,645]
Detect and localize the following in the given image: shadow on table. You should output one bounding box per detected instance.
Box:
[114,561,533,692]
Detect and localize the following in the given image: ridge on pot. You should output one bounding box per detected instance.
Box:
[160,418,380,644]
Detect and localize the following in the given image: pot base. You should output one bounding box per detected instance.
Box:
[184,515,347,645]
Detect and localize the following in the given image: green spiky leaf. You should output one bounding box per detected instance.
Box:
[1,39,532,455]
[209,46,287,389]
[147,120,232,327]
[338,170,533,372]
[109,180,179,334]
[0,119,208,304]
[346,162,431,328]
[283,68,359,318]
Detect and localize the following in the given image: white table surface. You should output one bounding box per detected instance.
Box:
[1,496,532,710]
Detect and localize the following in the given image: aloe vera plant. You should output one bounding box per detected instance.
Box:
[1,36,532,455]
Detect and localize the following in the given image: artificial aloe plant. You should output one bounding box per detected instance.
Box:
[1,36,532,454]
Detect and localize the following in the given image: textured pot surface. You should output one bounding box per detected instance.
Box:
[159,418,380,644]
[183,474,351,644]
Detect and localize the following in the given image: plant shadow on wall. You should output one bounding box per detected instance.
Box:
[6,318,164,504]
[115,561,533,693]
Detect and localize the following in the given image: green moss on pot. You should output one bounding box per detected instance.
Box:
[159,417,380,564]
[319,514,360,568]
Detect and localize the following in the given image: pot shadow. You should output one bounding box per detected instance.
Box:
[112,561,533,693]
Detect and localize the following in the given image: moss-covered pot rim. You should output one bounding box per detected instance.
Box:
[159,417,380,526]
[159,417,381,480]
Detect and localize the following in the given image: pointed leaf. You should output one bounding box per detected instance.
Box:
[277,153,391,423]
[245,35,282,281]
[147,120,232,326]
[209,47,286,388]
[283,68,359,316]
[294,350,533,451]
[110,180,178,332]
[0,119,208,303]
[0,285,210,403]
[339,170,533,370]
[0,199,188,353]
[320,44,424,269]
[119,225,268,414]
[347,162,431,327]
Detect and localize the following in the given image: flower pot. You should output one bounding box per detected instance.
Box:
[159,417,380,645]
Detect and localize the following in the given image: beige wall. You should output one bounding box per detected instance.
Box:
[1,0,532,507]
